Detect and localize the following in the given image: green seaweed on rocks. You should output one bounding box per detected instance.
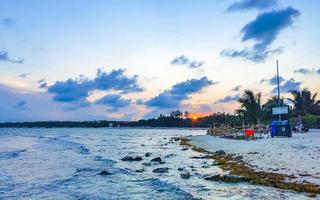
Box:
[178,137,320,197]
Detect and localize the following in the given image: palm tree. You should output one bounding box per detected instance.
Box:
[236,90,264,125]
[262,96,285,119]
[287,89,320,116]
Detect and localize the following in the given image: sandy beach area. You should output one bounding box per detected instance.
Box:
[187,129,320,185]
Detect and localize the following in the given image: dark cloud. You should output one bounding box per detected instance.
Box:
[260,75,285,85]
[145,77,215,108]
[228,0,278,12]
[294,68,320,75]
[37,79,48,89]
[48,69,143,104]
[215,94,240,104]
[171,55,205,68]
[0,51,24,64]
[221,7,300,62]
[13,100,29,110]
[294,68,311,74]
[271,78,301,93]
[95,94,131,110]
[19,73,30,79]
[232,85,241,92]
[1,17,16,26]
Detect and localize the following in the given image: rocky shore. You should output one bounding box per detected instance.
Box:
[179,137,320,198]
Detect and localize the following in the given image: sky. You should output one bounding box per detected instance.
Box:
[0,0,320,122]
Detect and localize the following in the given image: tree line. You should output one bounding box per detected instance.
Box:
[0,88,319,128]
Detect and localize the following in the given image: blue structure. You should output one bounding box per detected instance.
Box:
[270,120,292,137]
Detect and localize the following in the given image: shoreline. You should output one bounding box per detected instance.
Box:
[178,134,320,197]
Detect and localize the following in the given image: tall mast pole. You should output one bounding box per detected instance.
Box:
[276,60,281,121]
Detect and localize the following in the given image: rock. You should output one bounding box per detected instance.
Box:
[180,171,191,179]
[215,150,226,156]
[248,152,259,155]
[142,162,151,166]
[145,152,152,157]
[177,167,184,171]
[181,147,189,151]
[151,157,162,162]
[234,155,243,161]
[204,174,250,183]
[307,193,317,198]
[152,167,169,173]
[164,153,176,158]
[191,155,212,159]
[135,169,145,173]
[98,170,112,176]
[121,156,142,161]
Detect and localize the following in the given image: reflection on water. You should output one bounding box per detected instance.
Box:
[0,128,309,199]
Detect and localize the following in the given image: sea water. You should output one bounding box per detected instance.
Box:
[0,128,310,200]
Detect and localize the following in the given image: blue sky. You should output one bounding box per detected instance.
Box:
[0,0,320,122]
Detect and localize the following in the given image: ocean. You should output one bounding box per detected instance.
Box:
[0,128,307,199]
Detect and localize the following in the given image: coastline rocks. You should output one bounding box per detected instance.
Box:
[121,156,142,161]
[215,150,226,156]
[153,167,169,173]
[142,162,151,166]
[98,170,112,176]
[145,152,152,157]
[177,167,184,171]
[180,171,191,179]
[204,174,250,183]
[135,169,145,173]
[151,157,162,162]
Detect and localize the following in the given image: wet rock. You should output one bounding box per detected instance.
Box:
[151,157,162,162]
[98,170,112,176]
[215,150,226,156]
[164,153,176,158]
[248,152,259,155]
[204,174,250,183]
[180,171,191,179]
[142,162,151,166]
[234,155,243,161]
[191,155,212,159]
[177,167,184,171]
[145,152,152,157]
[153,167,169,173]
[159,161,166,164]
[135,169,145,173]
[121,156,142,161]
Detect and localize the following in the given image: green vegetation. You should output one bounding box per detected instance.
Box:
[0,89,319,128]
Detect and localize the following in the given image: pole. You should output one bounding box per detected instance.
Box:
[276,60,281,121]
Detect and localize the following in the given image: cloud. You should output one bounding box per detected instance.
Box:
[37,79,48,89]
[1,17,16,26]
[232,85,241,92]
[13,100,29,110]
[95,94,131,111]
[227,0,278,12]
[215,94,240,104]
[0,83,109,122]
[260,75,285,85]
[221,7,300,62]
[19,73,30,79]
[171,55,205,68]
[0,51,25,64]
[145,77,215,108]
[294,68,320,75]
[48,69,143,104]
[271,78,301,93]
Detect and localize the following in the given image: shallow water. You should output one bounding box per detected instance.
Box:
[0,128,312,199]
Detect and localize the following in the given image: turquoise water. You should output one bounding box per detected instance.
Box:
[0,128,310,199]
